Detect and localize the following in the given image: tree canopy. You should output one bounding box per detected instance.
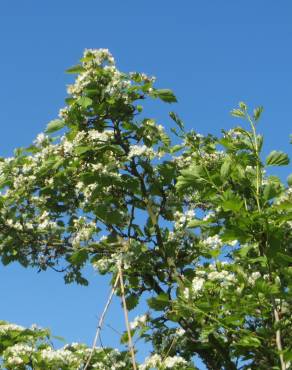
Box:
[0,49,291,369]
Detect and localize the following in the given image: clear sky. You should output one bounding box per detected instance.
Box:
[0,1,291,367]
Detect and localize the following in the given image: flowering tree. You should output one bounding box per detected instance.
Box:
[0,49,291,369]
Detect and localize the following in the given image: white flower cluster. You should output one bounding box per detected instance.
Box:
[163,356,188,368]
[2,344,129,369]
[183,133,204,145]
[5,218,29,232]
[93,248,136,274]
[201,151,225,162]
[0,321,130,370]
[139,354,188,370]
[70,217,98,247]
[173,209,195,229]
[83,48,115,66]
[129,71,156,83]
[66,48,131,102]
[60,136,74,155]
[128,144,155,160]
[59,129,115,157]
[140,119,166,143]
[33,133,49,147]
[103,65,132,96]
[3,343,34,367]
[191,277,205,296]
[88,129,114,142]
[275,186,292,205]
[202,235,222,250]
[12,173,36,190]
[0,323,25,334]
[183,263,239,300]
[38,210,58,230]
[130,314,148,330]
[176,327,186,336]
[207,270,236,284]
[248,271,261,286]
[172,153,194,169]
[201,234,237,250]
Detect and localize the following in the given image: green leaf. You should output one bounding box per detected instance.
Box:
[77,96,93,108]
[287,174,292,186]
[239,101,247,111]
[176,165,206,190]
[187,219,212,228]
[147,293,170,311]
[157,162,176,183]
[120,329,135,345]
[45,119,66,134]
[273,200,292,211]
[237,335,261,348]
[74,146,92,155]
[275,252,292,265]
[266,150,290,166]
[283,350,292,362]
[220,190,243,212]
[169,112,184,130]
[125,294,139,311]
[220,156,232,178]
[181,165,206,179]
[263,180,282,201]
[69,249,88,265]
[66,65,85,74]
[257,134,264,151]
[65,97,75,105]
[160,132,171,147]
[231,109,245,118]
[169,144,183,153]
[253,106,263,121]
[151,89,177,103]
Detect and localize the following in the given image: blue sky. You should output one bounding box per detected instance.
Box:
[0,1,291,367]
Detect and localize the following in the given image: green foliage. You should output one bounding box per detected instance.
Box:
[45,119,65,133]
[0,321,132,370]
[0,49,291,370]
[150,88,177,103]
[266,150,290,166]
[169,111,184,130]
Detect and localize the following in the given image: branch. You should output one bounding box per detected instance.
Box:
[118,262,137,370]
[83,273,120,370]
[274,308,287,370]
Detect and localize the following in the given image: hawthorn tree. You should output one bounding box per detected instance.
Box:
[0,49,291,369]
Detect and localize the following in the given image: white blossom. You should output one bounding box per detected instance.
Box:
[164,355,187,368]
[248,271,261,286]
[191,277,205,295]
[88,129,113,142]
[34,133,49,147]
[183,287,190,299]
[130,314,148,330]
[0,323,25,334]
[202,235,222,250]
[173,209,195,229]
[176,327,186,336]
[128,145,155,159]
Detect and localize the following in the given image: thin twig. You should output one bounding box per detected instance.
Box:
[83,274,120,370]
[106,323,123,336]
[162,335,177,362]
[274,308,286,370]
[118,262,137,370]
